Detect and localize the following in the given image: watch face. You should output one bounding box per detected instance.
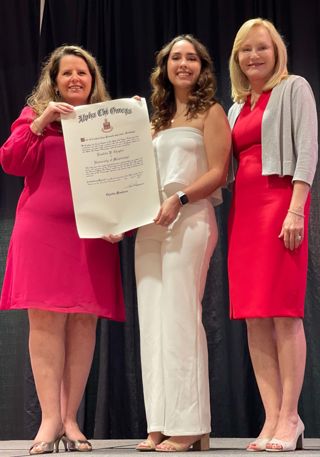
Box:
[180,193,188,205]
[177,191,188,205]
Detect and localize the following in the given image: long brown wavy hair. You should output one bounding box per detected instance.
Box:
[150,34,217,132]
[27,45,110,115]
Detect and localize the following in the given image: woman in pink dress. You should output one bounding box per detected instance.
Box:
[228,19,318,452]
[0,45,125,454]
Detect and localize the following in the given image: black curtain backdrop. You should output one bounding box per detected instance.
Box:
[0,0,319,440]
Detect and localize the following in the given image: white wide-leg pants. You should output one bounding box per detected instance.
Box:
[135,197,218,436]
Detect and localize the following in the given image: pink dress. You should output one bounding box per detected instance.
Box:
[0,107,125,320]
[228,92,310,319]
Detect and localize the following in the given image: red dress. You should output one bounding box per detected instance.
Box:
[0,107,125,320]
[228,92,310,319]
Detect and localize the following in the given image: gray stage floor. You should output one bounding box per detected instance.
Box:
[1,438,320,457]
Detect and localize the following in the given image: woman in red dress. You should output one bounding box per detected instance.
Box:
[0,46,125,454]
[228,19,318,452]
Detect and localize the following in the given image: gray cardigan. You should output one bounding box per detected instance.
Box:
[228,75,318,186]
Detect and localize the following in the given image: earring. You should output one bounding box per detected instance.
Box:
[55,89,60,97]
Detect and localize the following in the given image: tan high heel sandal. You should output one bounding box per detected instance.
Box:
[136,433,167,451]
[155,433,210,452]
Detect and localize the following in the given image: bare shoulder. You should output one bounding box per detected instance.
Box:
[204,103,229,128]
[207,102,228,118]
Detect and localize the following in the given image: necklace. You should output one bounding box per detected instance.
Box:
[171,106,187,123]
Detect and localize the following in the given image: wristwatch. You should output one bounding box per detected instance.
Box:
[176,191,189,206]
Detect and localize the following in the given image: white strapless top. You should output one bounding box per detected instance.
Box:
[153,127,222,206]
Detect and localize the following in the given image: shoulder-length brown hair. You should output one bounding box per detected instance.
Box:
[150,34,217,132]
[229,18,288,103]
[27,45,110,115]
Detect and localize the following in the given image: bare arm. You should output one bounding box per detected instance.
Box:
[154,103,231,226]
[279,180,310,250]
[30,101,74,135]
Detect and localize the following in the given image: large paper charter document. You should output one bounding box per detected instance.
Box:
[61,98,160,238]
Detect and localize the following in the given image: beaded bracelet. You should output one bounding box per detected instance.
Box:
[288,209,305,218]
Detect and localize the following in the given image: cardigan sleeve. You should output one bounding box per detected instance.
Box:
[291,77,318,185]
[0,106,44,177]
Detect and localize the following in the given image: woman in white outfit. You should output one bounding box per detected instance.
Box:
[135,35,231,452]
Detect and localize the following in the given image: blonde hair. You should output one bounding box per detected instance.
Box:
[150,34,217,132]
[27,45,110,115]
[229,18,288,103]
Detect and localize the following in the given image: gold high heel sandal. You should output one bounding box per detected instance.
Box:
[29,434,62,455]
[155,434,210,452]
[61,434,92,452]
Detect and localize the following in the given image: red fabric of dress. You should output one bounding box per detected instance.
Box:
[0,107,125,320]
[228,92,309,319]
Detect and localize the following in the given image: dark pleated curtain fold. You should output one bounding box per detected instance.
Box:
[0,0,40,440]
[0,0,319,440]
[0,0,40,221]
